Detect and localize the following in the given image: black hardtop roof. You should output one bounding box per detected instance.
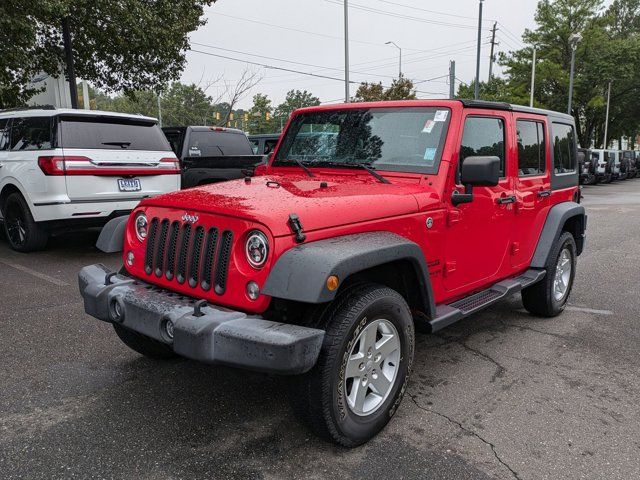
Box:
[459,99,575,122]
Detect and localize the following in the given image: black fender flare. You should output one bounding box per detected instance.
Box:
[262,232,436,318]
[531,202,586,269]
[96,215,129,253]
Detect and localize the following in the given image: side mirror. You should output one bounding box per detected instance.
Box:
[452,156,501,206]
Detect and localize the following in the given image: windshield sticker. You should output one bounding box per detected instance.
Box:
[423,147,437,165]
[422,120,436,134]
[434,110,449,122]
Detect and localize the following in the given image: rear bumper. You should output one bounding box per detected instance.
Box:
[78,264,324,374]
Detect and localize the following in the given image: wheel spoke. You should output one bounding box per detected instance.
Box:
[369,371,391,396]
[350,380,368,412]
[362,322,378,352]
[375,334,399,360]
[345,352,364,379]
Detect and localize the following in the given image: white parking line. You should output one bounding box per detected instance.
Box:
[565,306,614,316]
[0,259,69,287]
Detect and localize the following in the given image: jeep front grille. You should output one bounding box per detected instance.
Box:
[144,217,233,295]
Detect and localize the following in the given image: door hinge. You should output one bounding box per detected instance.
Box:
[444,261,457,276]
[447,210,461,226]
[511,242,520,255]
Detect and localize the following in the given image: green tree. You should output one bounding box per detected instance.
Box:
[353,75,417,102]
[0,0,216,108]
[247,93,276,134]
[274,89,321,122]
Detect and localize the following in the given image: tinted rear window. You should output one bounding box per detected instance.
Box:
[186,131,253,157]
[59,116,171,151]
[10,117,53,151]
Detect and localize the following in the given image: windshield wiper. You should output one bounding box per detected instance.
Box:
[102,141,131,148]
[287,158,315,178]
[354,162,391,184]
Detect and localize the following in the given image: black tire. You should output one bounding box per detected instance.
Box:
[295,283,415,447]
[2,192,49,252]
[113,324,177,359]
[522,231,577,317]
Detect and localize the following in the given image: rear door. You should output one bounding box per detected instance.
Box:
[58,115,179,202]
[511,115,550,268]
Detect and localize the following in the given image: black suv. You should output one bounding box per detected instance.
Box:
[162,126,264,188]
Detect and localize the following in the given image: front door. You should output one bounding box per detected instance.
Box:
[443,111,515,294]
[511,115,551,268]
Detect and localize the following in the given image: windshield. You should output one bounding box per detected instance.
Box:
[273,107,451,174]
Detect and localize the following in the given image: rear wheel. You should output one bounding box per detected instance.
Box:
[2,192,48,252]
[295,283,414,447]
[522,231,576,317]
[113,324,177,359]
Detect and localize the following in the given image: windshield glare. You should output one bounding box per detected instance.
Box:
[273,107,450,174]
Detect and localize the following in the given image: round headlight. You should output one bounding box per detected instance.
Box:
[245,230,269,268]
[134,212,148,241]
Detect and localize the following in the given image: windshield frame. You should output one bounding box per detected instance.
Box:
[272,106,452,175]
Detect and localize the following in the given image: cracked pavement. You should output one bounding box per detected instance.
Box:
[1,181,640,479]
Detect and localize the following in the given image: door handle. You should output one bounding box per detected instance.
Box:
[0,163,4,168]
[537,190,551,198]
[496,195,516,205]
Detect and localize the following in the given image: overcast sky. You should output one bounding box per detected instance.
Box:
[179,1,546,108]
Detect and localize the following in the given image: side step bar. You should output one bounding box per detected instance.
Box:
[428,269,546,333]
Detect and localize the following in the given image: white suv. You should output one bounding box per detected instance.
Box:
[0,108,180,252]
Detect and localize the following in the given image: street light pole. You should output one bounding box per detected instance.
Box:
[385,41,402,78]
[530,47,537,107]
[567,33,582,115]
[603,80,612,149]
[474,0,484,100]
[344,0,350,103]
[62,18,78,109]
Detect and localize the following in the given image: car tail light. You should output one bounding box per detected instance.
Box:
[38,156,181,176]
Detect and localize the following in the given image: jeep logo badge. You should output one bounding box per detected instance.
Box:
[182,214,199,223]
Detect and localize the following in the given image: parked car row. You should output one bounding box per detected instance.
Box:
[578,147,640,185]
[0,106,282,252]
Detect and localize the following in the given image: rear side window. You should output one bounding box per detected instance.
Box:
[10,117,53,151]
[187,131,253,157]
[552,123,576,174]
[460,116,506,177]
[264,139,278,155]
[0,119,9,151]
[516,120,546,176]
[59,116,171,151]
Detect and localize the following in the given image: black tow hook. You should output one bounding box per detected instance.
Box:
[288,213,306,243]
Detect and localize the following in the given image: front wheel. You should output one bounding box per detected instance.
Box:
[295,284,415,447]
[522,231,577,317]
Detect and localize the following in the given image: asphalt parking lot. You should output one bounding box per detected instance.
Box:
[1,181,640,480]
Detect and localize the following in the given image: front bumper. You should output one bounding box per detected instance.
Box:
[78,264,324,374]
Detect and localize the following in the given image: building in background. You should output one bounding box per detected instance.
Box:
[27,73,73,108]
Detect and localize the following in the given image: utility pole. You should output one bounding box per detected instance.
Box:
[474,0,484,100]
[344,0,350,103]
[82,81,90,110]
[567,33,582,115]
[488,22,498,81]
[530,47,537,107]
[603,80,612,149]
[157,93,162,127]
[449,60,456,99]
[62,18,78,109]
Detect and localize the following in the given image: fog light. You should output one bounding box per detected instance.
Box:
[165,319,174,339]
[126,251,135,266]
[109,298,125,323]
[246,281,260,300]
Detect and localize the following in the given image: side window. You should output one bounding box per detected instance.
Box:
[460,116,506,177]
[552,123,576,174]
[10,117,53,151]
[0,119,9,151]
[516,120,546,176]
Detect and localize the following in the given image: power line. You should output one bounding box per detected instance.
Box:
[373,0,495,23]
[324,0,479,29]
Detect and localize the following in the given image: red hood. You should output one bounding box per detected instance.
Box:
[142,172,436,237]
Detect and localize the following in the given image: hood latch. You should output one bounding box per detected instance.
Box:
[288,213,306,243]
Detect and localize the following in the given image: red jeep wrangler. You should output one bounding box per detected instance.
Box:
[79,100,586,446]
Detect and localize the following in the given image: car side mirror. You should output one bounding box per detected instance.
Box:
[452,156,501,206]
